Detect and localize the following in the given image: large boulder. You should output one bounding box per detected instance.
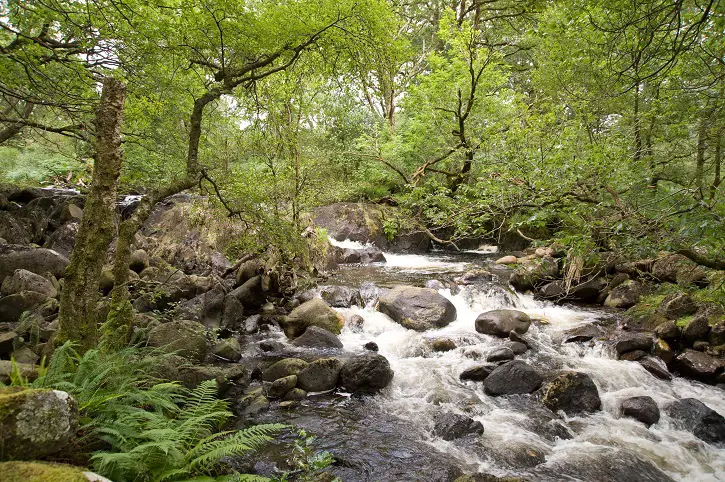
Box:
[483,361,542,396]
[0,212,33,245]
[604,280,651,309]
[340,353,394,393]
[378,286,456,331]
[0,248,69,284]
[433,412,484,441]
[651,254,695,283]
[621,396,660,427]
[262,358,309,382]
[147,320,208,362]
[664,398,725,445]
[296,358,343,392]
[0,269,57,298]
[538,277,607,302]
[475,310,531,337]
[509,258,559,291]
[0,387,78,460]
[281,299,344,338]
[292,326,343,349]
[673,349,725,383]
[0,291,50,323]
[613,333,653,356]
[460,364,497,382]
[681,316,710,345]
[42,221,79,258]
[230,275,266,309]
[657,293,696,319]
[320,285,362,308]
[313,202,388,247]
[539,372,601,415]
[234,259,261,288]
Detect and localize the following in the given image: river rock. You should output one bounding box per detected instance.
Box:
[487,347,515,362]
[0,291,50,323]
[433,412,484,441]
[320,285,362,308]
[604,280,650,308]
[460,364,497,382]
[563,324,603,343]
[539,277,607,302]
[431,338,457,352]
[211,338,242,361]
[495,255,518,265]
[1,269,57,298]
[0,387,78,460]
[313,202,388,247]
[292,325,343,349]
[664,398,725,444]
[340,353,394,393]
[621,396,660,427]
[509,258,559,291]
[222,295,245,331]
[620,350,647,361]
[682,316,710,345]
[638,356,672,380]
[539,371,601,415]
[363,341,379,351]
[262,358,309,382]
[0,248,70,284]
[0,212,33,245]
[281,299,344,338]
[651,254,694,283]
[235,259,261,287]
[673,349,724,383]
[296,358,343,392]
[613,333,652,355]
[267,375,297,399]
[147,320,207,362]
[484,361,542,396]
[378,286,457,331]
[475,310,531,337]
[231,275,266,309]
[654,320,679,340]
[657,293,696,319]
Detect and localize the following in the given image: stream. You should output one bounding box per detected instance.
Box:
[239,243,725,482]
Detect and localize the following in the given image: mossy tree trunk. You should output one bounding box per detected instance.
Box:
[57,78,126,352]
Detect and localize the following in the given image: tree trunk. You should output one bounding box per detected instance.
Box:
[57,78,126,352]
[712,127,722,200]
[0,101,34,144]
[695,115,708,197]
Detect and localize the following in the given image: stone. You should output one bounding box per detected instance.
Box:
[235,259,261,287]
[433,412,485,441]
[454,269,493,285]
[0,212,33,245]
[147,320,207,362]
[292,325,343,349]
[475,310,531,337]
[10,346,38,365]
[621,396,660,427]
[539,371,601,415]
[460,364,497,382]
[654,320,679,340]
[347,314,365,332]
[296,358,343,392]
[509,258,559,291]
[0,291,50,323]
[363,341,379,352]
[259,340,285,352]
[604,280,651,309]
[378,286,457,331]
[243,315,261,335]
[651,254,694,283]
[312,202,389,248]
[563,324,603,343]
[0,461,110,482]
[0,248,70,284]
[657,293,696,319]
[0,387,78,460]
[539,277,607,302]
[653,339,675,364]
[320,285,362,308]
[1,269,57,298]
[231,275,266,309]
[200,285,225,329]
[673,349,724,383]
[495,255,518,265]
[340,353,394,393]
[483,361,542,396]
[284,388,307,401]
[619,350,647,361]
[613,333,652,355]
[487,347,515,362]
[267,375,297,398]
[0,361,39,384]
[211,338,242,361]
[638,357,672,381]
[682,316,710,345]
[708,324,725,346]
[281,299,344,338]
[129,249,150,273]
[507,342,528,355]
[431,338,457,352]
[664,398,725,444]
[0,331,18,357]
[262,358,309,382]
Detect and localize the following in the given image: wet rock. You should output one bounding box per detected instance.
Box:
[235,259,261,287]
[613,333,652,355]
[475,309,531,337]
[237,388,269,416]
[222,295,245,331]
[378,285,457,331]
[211,338,242,361]
[267,375,297,399]
[231,275,266,309]
[262,358,309,382]
[363,341,379,352]
[340,353,394,394]
[620,350,647,361]
[604,280,651,308]
[431,338,457,352]
[320,285,362,308]
[539,277,607,302]
[563,324,603,343]
[654,320,679,340]
[621,396,660,427]
[147,320,207,362]
[0,291,50,323]
[638,357,672,381]
[495,255,518,265]
[484,361,542,396]
[296,358,343,392]
[539,371,601,415]
[426,279,447,290]
[292,325,343,349]
[0,248,70,284]
[284,388,307,401]
[657,293,696,319]
[281,299,344,338]
[653,339,675,364]
[454,269,493,285]
[454,474,526,482]
[487,347,515,362]
[509,330,530,347]
[682,316,710,345]
[0,269,57,298]
[664,398,725,445]
[709,323,725,346]
[673,349,724,383]
[433,412,484,441]
[507,341,528,355]
[509,258,559,291]
[177,365,247,394]
[259,339,285,352]
[460,364,497,382]
[0,387,78,460]
[347,314,365,333]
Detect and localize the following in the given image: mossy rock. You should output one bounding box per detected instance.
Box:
[0,461,98,482]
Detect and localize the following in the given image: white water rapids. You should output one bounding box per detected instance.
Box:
[327,248,725,481]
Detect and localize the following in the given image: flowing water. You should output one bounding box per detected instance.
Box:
[243,244,725,481]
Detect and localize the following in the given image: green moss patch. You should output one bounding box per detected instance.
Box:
[0,461,88,482]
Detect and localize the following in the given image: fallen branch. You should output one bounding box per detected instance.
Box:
[423,227,460,251]
[676,248,725,270]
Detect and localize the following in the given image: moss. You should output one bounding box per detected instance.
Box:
[676,314,696,328]
[0,461,88,482]
[626,294,666,317]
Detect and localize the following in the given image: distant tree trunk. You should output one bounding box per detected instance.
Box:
[695,115,709,198]
[57,78,126,352]
[0,101,34,144]
[712,127,722,200]
[633,78,642,166]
